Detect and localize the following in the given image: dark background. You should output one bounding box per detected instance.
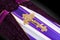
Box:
[31,0,60,22]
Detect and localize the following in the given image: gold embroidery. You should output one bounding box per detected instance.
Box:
[22,13,47,32]
[23,14,34,24]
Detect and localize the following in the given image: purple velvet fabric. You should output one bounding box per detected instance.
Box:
[0,10,9,24]
[0,0,29,23]
[16,0,29,4]
[0,0,30,40]
[0,0,19,12]
[0,13,30,40]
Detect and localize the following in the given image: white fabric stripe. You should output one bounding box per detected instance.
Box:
[20,5,60,33]
[11,13,51,40]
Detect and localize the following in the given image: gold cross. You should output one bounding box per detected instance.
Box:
[22,13,47,32]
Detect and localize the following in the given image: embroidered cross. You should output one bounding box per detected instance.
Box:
[22,13,47,32]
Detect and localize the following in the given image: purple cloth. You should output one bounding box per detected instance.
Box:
[0,0,29,24]
[12,6,60,40]
[0,13,30,40]
[0,0,30,40]
[0,10,9,24]
[16,0,29,4]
